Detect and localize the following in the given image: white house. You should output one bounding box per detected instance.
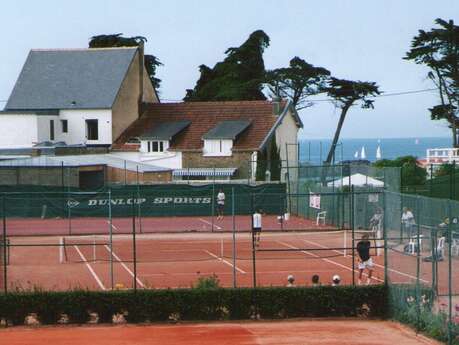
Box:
[0,46,158,149]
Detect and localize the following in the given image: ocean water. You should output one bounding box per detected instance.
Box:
[299,137,452,164]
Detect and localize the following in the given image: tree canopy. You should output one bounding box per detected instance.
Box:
[184,30,270,101]
[265,57,331,110]
[405,18,459,147]
[89,33,162,90]
[323,78,381,164]
[373,156,427,186]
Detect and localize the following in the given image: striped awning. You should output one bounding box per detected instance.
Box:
[173,168,237,177]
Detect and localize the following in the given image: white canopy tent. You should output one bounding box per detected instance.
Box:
[327,173,384,187]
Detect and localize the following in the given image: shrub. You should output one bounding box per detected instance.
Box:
[0,285,387,326]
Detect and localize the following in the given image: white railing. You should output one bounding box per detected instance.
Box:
[426,148,459,164]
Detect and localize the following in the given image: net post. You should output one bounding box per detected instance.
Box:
[93,235,96,262]
[59,237,64,264]
[343,228,347,257]
[132,192,137,292]
[2,193,7,294]
[108,189,114,290]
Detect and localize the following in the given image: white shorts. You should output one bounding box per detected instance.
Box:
[358,258,374,270]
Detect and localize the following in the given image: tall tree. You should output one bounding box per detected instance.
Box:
[265,57,331,110]
[405,18,459,147]
[89,33,162,90]
[184,30,270,101]
[324,78,381,164]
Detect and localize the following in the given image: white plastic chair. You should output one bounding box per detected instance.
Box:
[316,211,326,225]
[452,237,459,256]
[437,237,446,259]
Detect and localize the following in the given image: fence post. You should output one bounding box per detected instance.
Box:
[132,193,137,292]
[350,185,355,286]
[136,166,142,233]
[2,193,7,294]
[429,164,433,198]
[250,193,256,288]
[383,191,388,285]
[232,187,236,288]
[415,196,421,333]
[108,189,114,290]
[211,166,215,232]
[447,200,453,345]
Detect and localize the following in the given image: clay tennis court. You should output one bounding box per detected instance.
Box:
[4,212,457,292]
[4,213,327,236]
[1,319,442,345]
[5,228,437,291]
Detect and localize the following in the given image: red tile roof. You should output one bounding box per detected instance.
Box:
[115,100,289,151]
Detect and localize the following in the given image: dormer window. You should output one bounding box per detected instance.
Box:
[202,120,251,157]
[139,120,191,155]
[203,139,232,156]
[147,140,166,153]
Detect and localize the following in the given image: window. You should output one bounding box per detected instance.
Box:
[61,120,68,133]
[85,119,98,140]
[203,139,232,156]
[49,120,55,140]
[145,140,167,153]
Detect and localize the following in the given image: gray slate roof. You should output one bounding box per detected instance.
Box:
[139,120,191,140]
[5,48,137,110]
[202,120,251,140]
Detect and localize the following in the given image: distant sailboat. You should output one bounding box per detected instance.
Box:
[376,145,382,160]
[354,151,359,158]
[360,146,366,159]
[415,138,420,145]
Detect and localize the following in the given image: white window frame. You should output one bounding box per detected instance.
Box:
[203,139,233,157]
[143,140,168,154]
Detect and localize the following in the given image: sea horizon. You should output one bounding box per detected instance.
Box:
[298,136,452,164]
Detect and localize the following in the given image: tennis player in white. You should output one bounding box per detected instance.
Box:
[253,209,262,247]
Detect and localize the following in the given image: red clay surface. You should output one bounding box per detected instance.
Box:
[5,214,331,236]
[7,230,390,291]
[5,219,457,293]
[0,319,442,345]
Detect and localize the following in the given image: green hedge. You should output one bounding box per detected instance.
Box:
[0,286,387,325]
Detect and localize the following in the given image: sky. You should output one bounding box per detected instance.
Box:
[0,0,458,141]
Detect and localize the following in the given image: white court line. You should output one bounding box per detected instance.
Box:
[276,241,384,283]
[199,218,222,230]
[73,245,106,290]
[106,220,119,232]
[104,245,145,288]
[204,249,246,274]
[301,238,429,284]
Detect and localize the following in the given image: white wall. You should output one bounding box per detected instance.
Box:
[110,151,182,170]
[0,114,38,148]
[59,109,112,145]
[37,115,60,142]
[275,109,299,163]
[275,109,299,182]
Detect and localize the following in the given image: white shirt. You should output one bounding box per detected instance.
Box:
[401,211,415,225]
[217,192,225,204]
[253,213,262,228]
